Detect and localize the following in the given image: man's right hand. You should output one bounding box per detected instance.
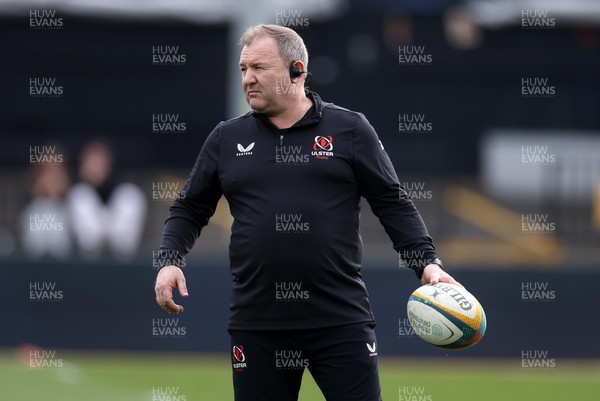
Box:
[155,265,189,313]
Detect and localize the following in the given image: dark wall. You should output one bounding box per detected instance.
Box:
[301,13,600,174]
[1,12,598,174]
[3,259,598,359]
[0,17,228,169]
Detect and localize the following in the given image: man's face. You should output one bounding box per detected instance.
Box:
[239,36,290,115]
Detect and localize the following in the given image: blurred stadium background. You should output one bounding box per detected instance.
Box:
[1,0,599,399]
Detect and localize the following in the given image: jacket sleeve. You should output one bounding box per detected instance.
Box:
[352,113,437,279]
[156,124,223,268]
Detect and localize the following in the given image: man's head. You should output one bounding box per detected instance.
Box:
[79,141,113,188]
[239,24,309,116]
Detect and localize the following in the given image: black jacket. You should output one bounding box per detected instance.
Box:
[158,91,437,330]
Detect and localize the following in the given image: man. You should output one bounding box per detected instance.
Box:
[69,141,146,260]
[155,24,460,401]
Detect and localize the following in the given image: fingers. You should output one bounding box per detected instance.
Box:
[435,274,464,288]
[420,264,437,285]
[432,273,464,288]
[154,266,188,314]
[163,298,184,314]
[177,276,189,298]
[157,286,184,314]
[443,275,464,288]
[421,264,464,288]
[428,273,440,286]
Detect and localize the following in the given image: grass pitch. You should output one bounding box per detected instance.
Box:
[1,350,598,401]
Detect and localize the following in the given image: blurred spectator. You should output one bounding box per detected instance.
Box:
[68,141,146,260]
[20,159,72,260]
[444,8,483,50]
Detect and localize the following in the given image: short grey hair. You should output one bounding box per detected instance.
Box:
[239,24,308,70]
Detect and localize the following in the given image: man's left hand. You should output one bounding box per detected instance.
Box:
[421,264,463,287]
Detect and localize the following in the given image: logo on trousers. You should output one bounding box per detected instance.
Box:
[232,345,247,371]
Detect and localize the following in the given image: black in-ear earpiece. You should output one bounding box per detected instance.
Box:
[289,61,303,80]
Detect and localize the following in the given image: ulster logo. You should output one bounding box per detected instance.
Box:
[232,345,247,371]
[233,345,245,362]
[311,136,334,160]
[236,142,255,157]
[313,136,333,151]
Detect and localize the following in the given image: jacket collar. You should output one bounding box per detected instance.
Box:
[252,90,324,132]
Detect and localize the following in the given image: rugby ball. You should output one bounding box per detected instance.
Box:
[407,283,486,349]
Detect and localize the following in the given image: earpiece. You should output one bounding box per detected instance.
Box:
[289,61,304,80]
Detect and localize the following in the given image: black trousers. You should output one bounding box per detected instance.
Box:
[229,322,383,401]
